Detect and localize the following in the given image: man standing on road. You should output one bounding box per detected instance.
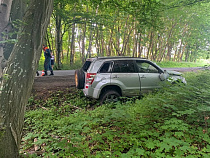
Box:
[42,45,54,76]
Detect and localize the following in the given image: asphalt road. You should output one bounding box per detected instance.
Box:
[36,67,209,77]
[36,70,75,77]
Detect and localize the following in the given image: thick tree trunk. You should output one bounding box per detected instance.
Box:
[0,0,53,157]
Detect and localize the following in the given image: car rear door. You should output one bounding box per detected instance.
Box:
[110,60,141,96]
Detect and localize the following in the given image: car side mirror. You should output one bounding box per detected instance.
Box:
[159,70,169,81]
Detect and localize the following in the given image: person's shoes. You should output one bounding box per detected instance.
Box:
[44,71,48,76]
[49,71,54,76]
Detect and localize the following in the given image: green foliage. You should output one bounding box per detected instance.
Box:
[21,70,210,157]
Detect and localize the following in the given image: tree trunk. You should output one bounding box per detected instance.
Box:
[67,30,71,59]
[70,21,75,65]
[137,33,142,58]
[147,32,153,59]
[0,0,13,78]
[48,25,54,53]
[167,22,177,61]
[180,42,187,62]
[177,40,183,62]
[107,29,113,56]
[0,0,53,157]
[55,3,62,69]
[101,33,105,56]
[185,46,190,62]
[3,0,27,61]
[132,25,137,57]
[82,23,86,63]
[95,26,100,56]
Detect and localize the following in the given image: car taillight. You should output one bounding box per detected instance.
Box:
[85,73,96,88]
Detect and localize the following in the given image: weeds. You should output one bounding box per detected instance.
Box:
[21,70,210,157]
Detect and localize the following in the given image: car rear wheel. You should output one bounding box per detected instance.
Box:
[75,69,85,89]
[100,90,121,105]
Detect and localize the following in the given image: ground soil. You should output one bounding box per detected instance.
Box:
[31,75,76,100]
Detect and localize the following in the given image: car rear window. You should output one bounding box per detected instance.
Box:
[82,61,92,72]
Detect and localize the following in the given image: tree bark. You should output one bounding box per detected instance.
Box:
[55,7,62,69]
[3,0,27,61]
[0,0,13,78]
[0,0,53,157]
[82,23,86,63]
[70,20,75,65]
[147,32,154,59]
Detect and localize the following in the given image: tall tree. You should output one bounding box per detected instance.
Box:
[0,0,53,157]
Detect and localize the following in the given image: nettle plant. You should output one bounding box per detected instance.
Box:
[21,71,210,157]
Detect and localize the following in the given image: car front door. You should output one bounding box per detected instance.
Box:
[136,60,163,93]
[111,60,140,96]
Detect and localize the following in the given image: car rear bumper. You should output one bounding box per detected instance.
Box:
[83,86,100,99]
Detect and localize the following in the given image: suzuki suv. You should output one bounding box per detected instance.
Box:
[75,57,186,104]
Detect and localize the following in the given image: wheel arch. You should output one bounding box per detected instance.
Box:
[99,85,122,99]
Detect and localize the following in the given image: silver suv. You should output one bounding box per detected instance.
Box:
[75,57,186,104]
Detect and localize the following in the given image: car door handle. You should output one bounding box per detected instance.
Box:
[140,75,146,79]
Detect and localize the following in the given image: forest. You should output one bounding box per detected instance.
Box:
[0,0,209,157]
[44,0,210,69]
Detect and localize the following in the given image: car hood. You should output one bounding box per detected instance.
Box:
[166,70,182,76]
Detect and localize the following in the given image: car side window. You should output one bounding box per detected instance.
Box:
[82,61,92,72]
[136,60,159,73]
[112,60,136,73]
[99,62,111,73]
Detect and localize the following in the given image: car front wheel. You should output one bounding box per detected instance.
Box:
[100,90,120,105]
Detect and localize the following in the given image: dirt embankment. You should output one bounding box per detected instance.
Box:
[32,75,76,100]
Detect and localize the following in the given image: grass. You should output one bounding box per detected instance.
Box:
[156,59,209,68]
[20,70,210,157]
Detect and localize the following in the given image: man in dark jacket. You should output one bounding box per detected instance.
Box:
[42,45,54,76]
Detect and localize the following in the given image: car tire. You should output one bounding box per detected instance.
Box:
[100,90,121,105]
[75,69,85,89]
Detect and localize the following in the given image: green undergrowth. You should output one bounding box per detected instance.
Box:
[21,70,210,157]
